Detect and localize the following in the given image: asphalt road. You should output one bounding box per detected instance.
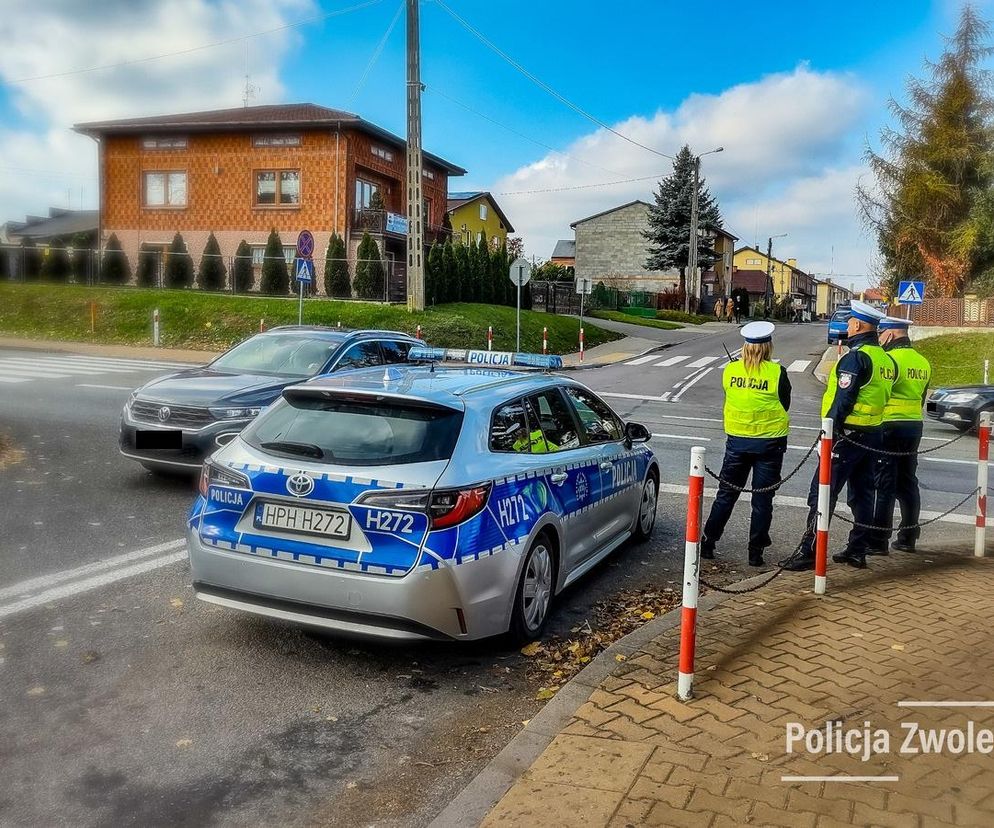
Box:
[0,327,982,827]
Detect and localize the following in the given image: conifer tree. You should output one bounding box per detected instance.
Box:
[454,242,470,302]
[441,239,457,303]
[260,228,289,295]
[232,240,254,292]
[196,232,227,291]
[353,232,385,300]
[164,232,194,289]
[324,233,351,298]
[99,234,130,284]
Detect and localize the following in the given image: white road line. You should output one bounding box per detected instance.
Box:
[0,376,29,383]
[672,365,715,401]
[787,359,812,372]
[602,392,671,403]
[0,359,133,375]
[686,356,718,368]
[76,383,135,390]
[0,366,74,379]
[654,355,691,367]
[62,356,199,369]
[625,354,666,366]
[0,539,187,620]
[653,433,711,442]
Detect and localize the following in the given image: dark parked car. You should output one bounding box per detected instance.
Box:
[120,327,422,474]
[926,385,994,431]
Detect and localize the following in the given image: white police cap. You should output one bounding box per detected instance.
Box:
[740,320,775,344]
[849,299,886,325]
[878,315,912,331]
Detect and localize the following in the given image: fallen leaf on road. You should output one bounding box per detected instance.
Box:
[751,752,770,761]
[53,640,69,649]
[81,650,101,664]
[325,715,338,722]
[26,686,45,696]
[175,739,192,748]
[640,611,655,620]
[615,654,627,662]
[169,598,184,609]
[535,687,557,700]
[346,781,358,790]
[520,642,542,657]
[891,643,906,651]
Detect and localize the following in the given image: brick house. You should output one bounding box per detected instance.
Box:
[74,103,465,298]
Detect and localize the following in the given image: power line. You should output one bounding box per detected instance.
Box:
[496,172,666,196]
[433,0,674,161]
[424,83,623,177]
[348,0,405,107]
[6,0,382,84]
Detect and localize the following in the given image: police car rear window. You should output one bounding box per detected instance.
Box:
[241,395,463,466]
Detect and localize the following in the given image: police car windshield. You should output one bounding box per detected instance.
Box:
[242,394,463,466]
[210,334,340,377]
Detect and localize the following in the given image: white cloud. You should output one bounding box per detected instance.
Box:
[0,0,310,223]
[493,65,877,288]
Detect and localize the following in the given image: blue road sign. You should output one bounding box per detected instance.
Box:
[296,230,315,259]
[295,258,314,284]
[897,280,925,305]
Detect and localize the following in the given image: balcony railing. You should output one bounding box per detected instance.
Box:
[352,208,452,243]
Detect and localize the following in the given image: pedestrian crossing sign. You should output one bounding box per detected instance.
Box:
[897,280,925,305]
[295,258,314,284]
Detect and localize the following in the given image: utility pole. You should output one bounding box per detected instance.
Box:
[684,147,723,314]
[764,233,787,316]
[405,0,425,311]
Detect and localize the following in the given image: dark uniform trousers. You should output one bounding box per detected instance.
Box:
[799,427,885,558]
[869,421,923,548]
[703,436,787,553]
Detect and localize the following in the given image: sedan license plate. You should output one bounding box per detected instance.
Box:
[254,502,351,539]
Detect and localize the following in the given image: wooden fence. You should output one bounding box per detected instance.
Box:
[889,297,994,327]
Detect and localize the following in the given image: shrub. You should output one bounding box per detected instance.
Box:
[453,242,470,302]
[232,240,254,293]
[164,232,193,288]
[136,243,160,288]
[259,228,289,295]
[21,238,42,281]
[40,236,71,282]
[324,233,350,298]
[197,232,227,291]
[440,239,456,304]
[99,234,130,284]
[353,232,385,300]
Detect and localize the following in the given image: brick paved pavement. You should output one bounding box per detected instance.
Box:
[482,551,994,827]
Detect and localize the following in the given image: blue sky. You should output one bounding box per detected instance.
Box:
[0,0,986,288]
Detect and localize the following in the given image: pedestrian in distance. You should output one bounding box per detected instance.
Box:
[714,297,724,321]
[783,300,897,571]
[701,321,791,567]
[726,296,735,323]
[867,316,932,554]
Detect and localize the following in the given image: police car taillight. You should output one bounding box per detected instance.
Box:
[199,459,251,497]
[429,483,492,529]
[199,464,210,497]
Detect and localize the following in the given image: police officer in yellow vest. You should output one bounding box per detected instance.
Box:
[701,321,790,567]
[867,316,931,554]
[784,300,897,571]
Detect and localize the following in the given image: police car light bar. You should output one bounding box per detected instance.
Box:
[408,346,563,370]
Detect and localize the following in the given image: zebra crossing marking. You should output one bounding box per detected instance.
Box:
[0,354,197,387]
[787,359,811,373]
[624,354,665,366]
[686,356,718,368]
[653,355,691,367]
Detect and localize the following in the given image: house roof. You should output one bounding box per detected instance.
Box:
[4,208,98,241]
[735,245,810,277]
[570,200,651,228]
[551,239,576,259]
[731,269,769,294]
[74,103,466,175]
[444,191,515,232]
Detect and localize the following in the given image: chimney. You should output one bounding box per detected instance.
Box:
[787,258,797,268]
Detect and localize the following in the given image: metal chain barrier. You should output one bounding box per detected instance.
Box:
[832,487,981,533]
[702,431,823,495]
[837,427,973,457]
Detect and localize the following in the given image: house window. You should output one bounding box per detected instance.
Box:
[479,203,488,221]
[423,169,435,180]
[371,145,394,162]
[255,170,300,206]
[355,179,380,210]
[142,136,187,149]
[422,198,431,225]
[283,246,296,265]
[143,171,187,207]
[252,134,301,147]
[746,257,761,266]
[251,247,266,267]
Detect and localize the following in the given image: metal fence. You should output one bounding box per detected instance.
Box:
[0,244,403,303]
[891,297,994,327]
[530,280,687,315]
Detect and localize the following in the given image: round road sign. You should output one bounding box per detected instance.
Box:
[296,230,315,259]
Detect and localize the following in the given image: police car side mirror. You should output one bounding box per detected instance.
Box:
[625,422,651,444]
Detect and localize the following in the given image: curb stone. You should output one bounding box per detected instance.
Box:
[427,567,782,828]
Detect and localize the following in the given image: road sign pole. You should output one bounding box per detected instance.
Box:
[298,278,304,326]
[516,280,521,353]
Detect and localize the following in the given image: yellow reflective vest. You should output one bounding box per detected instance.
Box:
[513,429,558,454]
[883,345,931,422]
[821,344,896,428]
[723,360,790,438]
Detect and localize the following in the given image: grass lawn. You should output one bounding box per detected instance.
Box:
[654,309,712,325]
[915,332,994,387]
[589,309,682,331]
[0,283,621,355]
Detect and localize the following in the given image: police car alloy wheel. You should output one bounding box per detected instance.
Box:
[512,536,555,641]
[633,473,658,541]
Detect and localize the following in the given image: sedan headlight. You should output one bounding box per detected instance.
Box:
[209,406,264,420]
[942,392,980,405]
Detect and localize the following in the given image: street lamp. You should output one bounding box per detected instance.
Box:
[685,147,723,314]
[764,232,787,317]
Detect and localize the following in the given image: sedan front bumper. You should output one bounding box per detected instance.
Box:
[119,411,249,471]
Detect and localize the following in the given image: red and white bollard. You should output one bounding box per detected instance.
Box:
[487,326,493,352]
[152,308,160,347]
[814,417,834,595]
[259,318,265,333]
[976,411,991,557]
[416,324,422,341]
[678,445,706,701]
[579,328,585,362]
[542,326,548,355]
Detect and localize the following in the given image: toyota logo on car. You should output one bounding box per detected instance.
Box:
[286,473,314,497]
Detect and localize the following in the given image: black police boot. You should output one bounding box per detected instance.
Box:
[866,545,889,556]
[780,552,815,571]
[700,536,715,560]
[891,540,916,553]
[748,548,765,568]
[832,550,867,569]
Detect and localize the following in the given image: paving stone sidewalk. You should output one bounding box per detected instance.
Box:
[481,550,994,827]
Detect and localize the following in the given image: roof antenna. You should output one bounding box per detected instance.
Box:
[242,43,257,107]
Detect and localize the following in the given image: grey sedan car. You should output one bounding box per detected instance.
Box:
[187,361,658,642]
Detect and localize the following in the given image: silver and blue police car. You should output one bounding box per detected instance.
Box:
[187,349,659,642]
